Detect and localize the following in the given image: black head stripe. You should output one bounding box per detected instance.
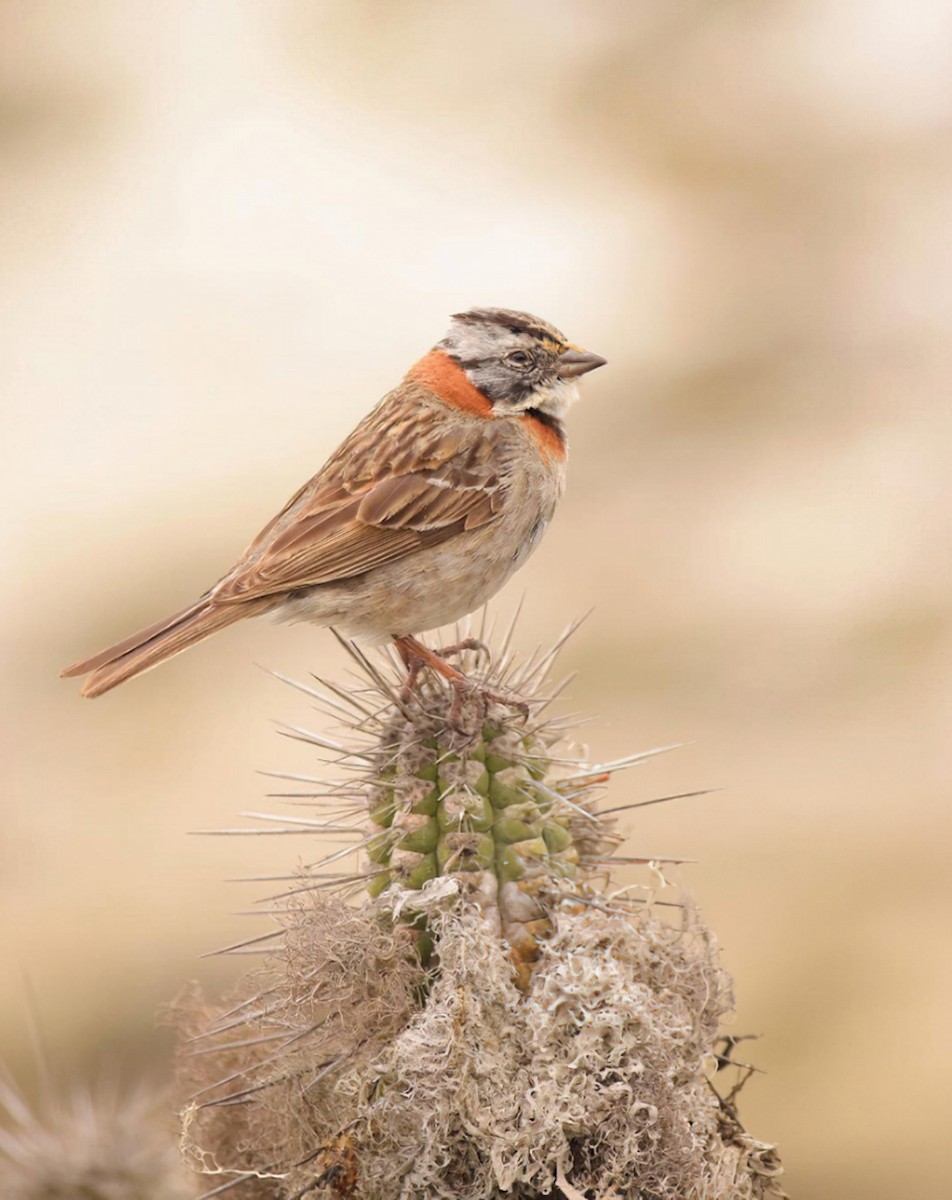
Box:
[451,307,568,346]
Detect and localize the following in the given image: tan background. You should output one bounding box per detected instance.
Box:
[3,3,951,1197]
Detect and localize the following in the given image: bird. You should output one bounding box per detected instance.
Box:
[62,307,606,714]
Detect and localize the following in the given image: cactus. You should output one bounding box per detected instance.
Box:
[173,625,785,1200]
[362,698,619,987]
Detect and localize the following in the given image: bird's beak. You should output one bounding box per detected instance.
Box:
[557,347,607,379]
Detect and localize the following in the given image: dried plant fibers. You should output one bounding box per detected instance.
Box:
[173,621,784,1200]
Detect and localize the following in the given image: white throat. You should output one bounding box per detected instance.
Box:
[523,377,581,420]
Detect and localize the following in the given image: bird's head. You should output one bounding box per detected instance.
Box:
[437,307,606,420]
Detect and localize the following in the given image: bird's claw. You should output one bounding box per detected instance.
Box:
[392,633,526,736]
[433,637,491,665]
[447,677,530,737]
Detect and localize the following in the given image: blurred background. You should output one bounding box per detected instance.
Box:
[2,1,950,1196]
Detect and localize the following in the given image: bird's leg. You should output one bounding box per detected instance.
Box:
[392,634,528,730]
[394,638,421,706]
[393,634,466,704]
[393,634,460,704]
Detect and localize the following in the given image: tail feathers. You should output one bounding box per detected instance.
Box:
[61,597,264,698]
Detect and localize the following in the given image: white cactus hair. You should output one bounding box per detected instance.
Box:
[172,614,786,1200]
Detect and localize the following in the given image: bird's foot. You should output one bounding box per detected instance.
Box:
[431,636,491,664]
[392,634,528,734]
[446,676,530,734]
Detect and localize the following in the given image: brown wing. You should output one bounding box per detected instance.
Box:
[214,395,506,603]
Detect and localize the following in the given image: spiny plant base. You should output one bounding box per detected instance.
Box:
[173,619,785,1200]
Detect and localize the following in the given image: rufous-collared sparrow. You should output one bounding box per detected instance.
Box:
[63,307,605,709]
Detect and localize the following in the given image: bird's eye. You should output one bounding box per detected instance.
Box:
[507,350,532,369]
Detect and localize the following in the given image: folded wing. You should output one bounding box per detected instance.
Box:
[215,406,506,603]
